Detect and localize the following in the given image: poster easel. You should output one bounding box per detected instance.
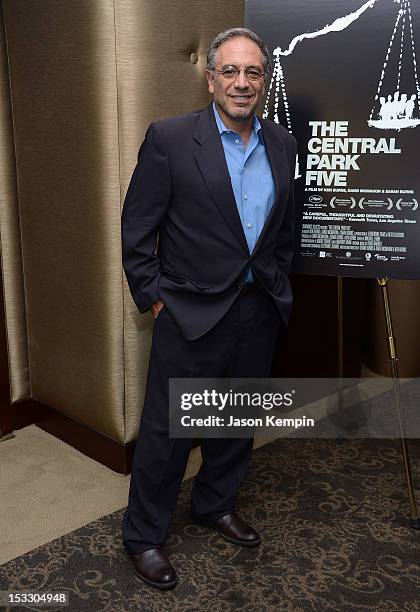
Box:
[377,277,420,528]
[338,276,419,528]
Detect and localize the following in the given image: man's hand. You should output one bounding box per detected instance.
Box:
[151,299,165,319]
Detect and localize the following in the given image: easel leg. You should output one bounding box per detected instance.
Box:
[377,277,420,528]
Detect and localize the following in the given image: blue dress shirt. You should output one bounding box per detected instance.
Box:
[212,102,276,282]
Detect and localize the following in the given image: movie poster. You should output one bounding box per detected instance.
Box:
[246,0,420,279]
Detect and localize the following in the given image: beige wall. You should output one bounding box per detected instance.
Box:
[1,0,244,442]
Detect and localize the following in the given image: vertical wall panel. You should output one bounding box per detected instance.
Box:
[2,0,244,443]
[0,0,30,403]
[3,0,125,438]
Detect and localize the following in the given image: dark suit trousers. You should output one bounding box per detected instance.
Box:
[122,288,282,554]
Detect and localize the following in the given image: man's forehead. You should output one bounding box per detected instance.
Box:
[215,37,264,66]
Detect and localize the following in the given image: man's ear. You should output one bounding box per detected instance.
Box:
[206,69,215,95]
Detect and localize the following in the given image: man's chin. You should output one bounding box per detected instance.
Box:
[225,106,255,123]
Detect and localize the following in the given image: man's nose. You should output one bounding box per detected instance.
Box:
[234,69,249,88]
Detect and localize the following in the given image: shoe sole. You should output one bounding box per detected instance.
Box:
[193,519,261,547]
[134,570,177,590]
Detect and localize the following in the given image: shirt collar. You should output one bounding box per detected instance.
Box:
[212,102,261,138]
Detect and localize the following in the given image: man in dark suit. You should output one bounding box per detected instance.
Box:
[121,27,296,589]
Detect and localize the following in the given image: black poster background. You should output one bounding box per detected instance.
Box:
[246,0,420,279]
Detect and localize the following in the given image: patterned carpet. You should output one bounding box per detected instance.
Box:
[1,438,420,611]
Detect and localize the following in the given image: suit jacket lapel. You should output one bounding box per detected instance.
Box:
[193,106,249,254]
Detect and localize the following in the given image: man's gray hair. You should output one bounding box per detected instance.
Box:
[207,28,271,82]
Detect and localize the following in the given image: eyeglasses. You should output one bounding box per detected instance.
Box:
[211,65,265,82]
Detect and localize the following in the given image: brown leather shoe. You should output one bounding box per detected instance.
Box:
[192,511,261,547]
[127,548,177,589]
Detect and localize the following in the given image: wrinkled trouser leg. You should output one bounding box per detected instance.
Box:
[122,291,281,554]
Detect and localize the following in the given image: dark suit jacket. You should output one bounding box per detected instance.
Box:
[122,104,297,341]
